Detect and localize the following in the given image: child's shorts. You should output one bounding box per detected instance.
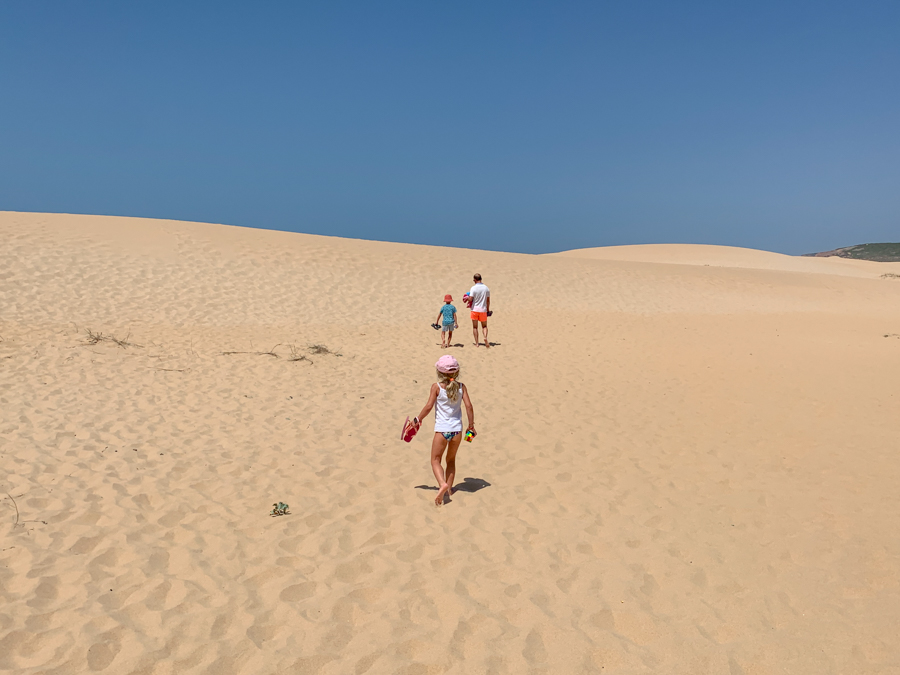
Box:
[441,323,455,332]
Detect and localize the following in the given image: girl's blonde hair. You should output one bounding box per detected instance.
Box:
[437,368,461,402]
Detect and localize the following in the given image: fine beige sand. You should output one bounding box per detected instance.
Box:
[554,243,900,278]
[2,211,899,674]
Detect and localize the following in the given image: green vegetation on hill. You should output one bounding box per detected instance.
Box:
[804,243,900,262]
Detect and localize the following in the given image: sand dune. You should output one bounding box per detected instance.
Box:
[2,212,899,674]
[554,243,900,279]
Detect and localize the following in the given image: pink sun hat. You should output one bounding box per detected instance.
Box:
[435,355,459,373]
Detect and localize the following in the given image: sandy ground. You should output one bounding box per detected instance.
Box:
[2,211,899,675]
[554,243,900,278]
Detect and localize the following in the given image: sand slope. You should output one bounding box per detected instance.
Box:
[2,212,899,674]
[554,243,900,278]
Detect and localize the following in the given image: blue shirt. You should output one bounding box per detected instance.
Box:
[440,304,456,325]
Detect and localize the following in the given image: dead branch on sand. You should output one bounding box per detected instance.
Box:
[82,329,143,349]
[287,344,312,363]
[221,344,281,358]
[5,493,19,527]
[309,344,341,357]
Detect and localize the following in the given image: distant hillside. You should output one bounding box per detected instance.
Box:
[804,243,900,262]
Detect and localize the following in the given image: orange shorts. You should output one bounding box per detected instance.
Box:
[470,311,488,322]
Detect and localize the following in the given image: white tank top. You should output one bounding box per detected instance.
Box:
[434,383,463,433]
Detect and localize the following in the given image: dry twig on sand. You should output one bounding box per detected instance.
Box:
[309,344,341,356]
[6,493,19,527]
[287,344,312,363]
[82,329,143,349]
[153,367,192,373]
[221,344,281,358]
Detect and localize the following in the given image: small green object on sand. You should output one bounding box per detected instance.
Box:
[270,502,290,516]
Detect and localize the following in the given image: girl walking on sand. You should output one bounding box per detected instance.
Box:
[411,355,476,505]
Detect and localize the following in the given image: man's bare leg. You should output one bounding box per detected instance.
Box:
[472,320,480,347]
[431,433,451,505]
[481,322,489,348]
[444,435,462,495]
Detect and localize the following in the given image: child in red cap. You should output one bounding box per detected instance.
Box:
[435,294,458,349]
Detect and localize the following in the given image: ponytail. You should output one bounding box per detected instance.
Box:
[436,369,461,402]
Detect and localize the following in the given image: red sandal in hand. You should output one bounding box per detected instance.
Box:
[401,416,420,443]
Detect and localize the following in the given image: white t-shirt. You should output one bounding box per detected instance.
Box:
[468,283,490,312]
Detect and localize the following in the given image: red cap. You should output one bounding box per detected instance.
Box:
[444,294,452,302]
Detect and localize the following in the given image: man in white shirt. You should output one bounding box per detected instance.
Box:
[468,273,491,348]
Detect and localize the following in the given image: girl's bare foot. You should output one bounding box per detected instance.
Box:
[435,483,450,505]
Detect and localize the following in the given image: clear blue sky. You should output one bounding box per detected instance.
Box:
[1,1,897,254]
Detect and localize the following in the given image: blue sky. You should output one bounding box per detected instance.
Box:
[1,1,897,254]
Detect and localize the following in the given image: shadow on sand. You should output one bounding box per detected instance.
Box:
[415,477,492,494]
